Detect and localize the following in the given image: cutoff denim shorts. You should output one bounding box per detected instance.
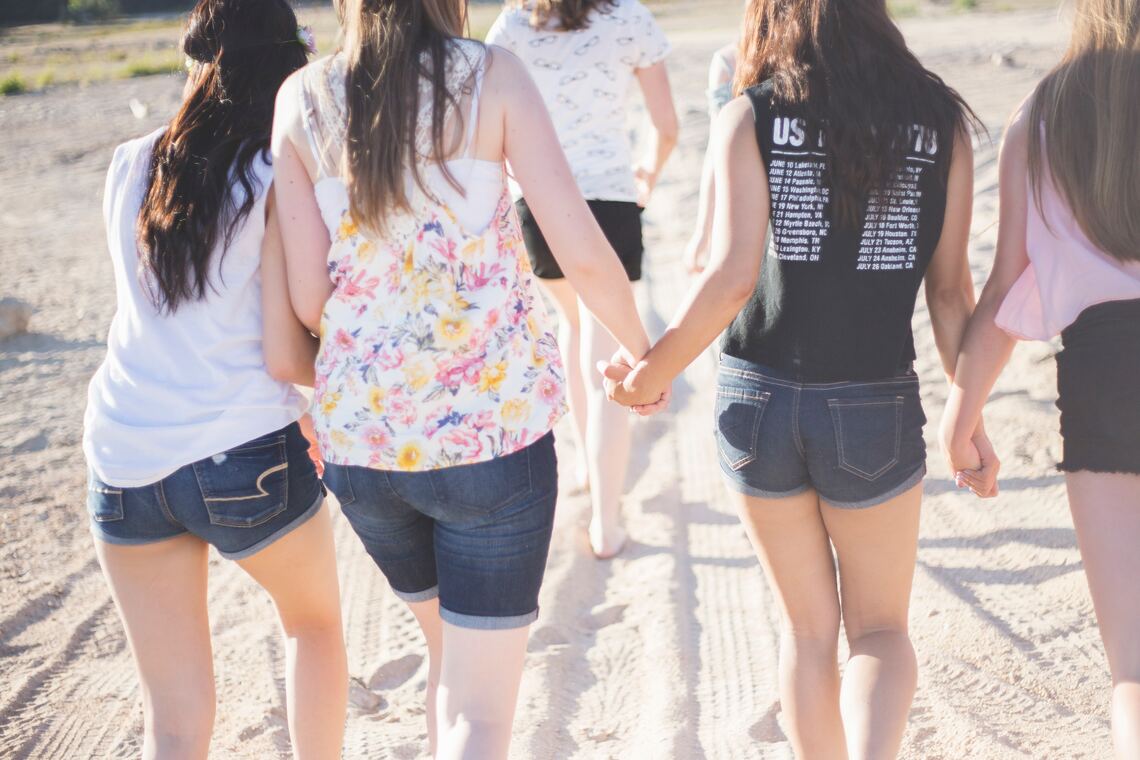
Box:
[87,422,325,559]
[715,355,927,509]
[322,432,558,630]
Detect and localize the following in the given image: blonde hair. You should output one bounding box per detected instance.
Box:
[338,0,470,235]
[1028,0,1140,262]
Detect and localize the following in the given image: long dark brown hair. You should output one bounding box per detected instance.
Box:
[136,0,308,312]
[340,0,471,236]
[515,0,617,32]
[735,0,980,227]
[1028,0,1139,263]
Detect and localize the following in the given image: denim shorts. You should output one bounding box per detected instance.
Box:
[322,432,558,630]
[1056,298,1140,475]
[87,422,325,559]
[715,355,927,509]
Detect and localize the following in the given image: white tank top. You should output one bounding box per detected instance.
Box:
[298,46,502,232]
[83,129,307,487]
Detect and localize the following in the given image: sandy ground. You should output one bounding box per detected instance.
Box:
[0,6,1111,759]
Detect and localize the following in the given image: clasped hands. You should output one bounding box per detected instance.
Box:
[597,350,671,417]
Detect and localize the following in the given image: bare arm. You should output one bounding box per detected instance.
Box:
[261,192,319,386]
[940,107,1032,488]
[684,52,736,274]
[611,97,767,403]
[270,70,334,334]
[492,49,650,359]
[925,129,978,383]
[633,61,679,208]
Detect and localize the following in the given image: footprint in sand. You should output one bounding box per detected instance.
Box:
[368,652,424,691]
[349,677,387,714]
[528,625,570,652]
[749,702,787,743]
[581,603,628,631]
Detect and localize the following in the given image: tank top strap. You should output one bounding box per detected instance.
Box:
[462,52,488,160]
[298,58,346,180]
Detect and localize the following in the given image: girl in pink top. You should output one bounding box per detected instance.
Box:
[942,1,1140,754]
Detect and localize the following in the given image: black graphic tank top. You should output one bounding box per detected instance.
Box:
[721,81,951,382]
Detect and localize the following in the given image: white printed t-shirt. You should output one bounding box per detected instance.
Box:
[486,0,671,202]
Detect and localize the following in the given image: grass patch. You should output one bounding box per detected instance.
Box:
[952,0,979,10]
[121,55,183,78]
[888,0,921,17]
[1,74,28,96]
[35,69,57,89]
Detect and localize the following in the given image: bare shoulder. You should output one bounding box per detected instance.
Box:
[1001,91,1036,156]
[483,44,529,85]
[713,95,756,146]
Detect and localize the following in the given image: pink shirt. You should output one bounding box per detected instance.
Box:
[996,168,1140,341]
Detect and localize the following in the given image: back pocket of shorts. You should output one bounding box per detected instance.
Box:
[192,436,289,528]
[828,396,902,481]
[715,387,771,471]
[428,445,532,514]
[87,478,124,523]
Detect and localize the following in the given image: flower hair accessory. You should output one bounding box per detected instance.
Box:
[297,25,318,56]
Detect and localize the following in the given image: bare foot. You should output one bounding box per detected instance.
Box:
[587,520,627,560]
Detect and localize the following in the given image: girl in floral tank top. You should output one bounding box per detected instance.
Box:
[268,2,658,757]
[300,42,567,472]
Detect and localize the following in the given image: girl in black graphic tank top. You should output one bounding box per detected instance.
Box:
[602,1,990,755]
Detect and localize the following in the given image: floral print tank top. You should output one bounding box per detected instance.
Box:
[299,41,566,471]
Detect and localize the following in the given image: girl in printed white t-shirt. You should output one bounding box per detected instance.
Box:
[487,0,678,558]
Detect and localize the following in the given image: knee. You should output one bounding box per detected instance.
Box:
[781,614,841,656]
[277,607,344,644]
[845,624,914,659]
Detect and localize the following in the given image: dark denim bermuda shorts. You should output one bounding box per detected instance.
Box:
[87,422,325,559]
[322,432,558,630]
[715,355,927,509]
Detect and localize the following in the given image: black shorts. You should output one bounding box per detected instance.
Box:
[515,198,643,281]
[1056,298,1140,475]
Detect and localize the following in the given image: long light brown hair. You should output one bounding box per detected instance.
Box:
[339,0,471,235]
[734,0,979,227]
[516,0,617,32]
[1028,0,1139,262]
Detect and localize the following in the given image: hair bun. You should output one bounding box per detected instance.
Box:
[181,4,227,63]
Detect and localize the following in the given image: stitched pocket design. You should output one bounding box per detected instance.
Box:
[828,396,903,481]
[193,437,289,528]
[714,387,771,472]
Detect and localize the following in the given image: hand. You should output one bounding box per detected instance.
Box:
[634,166,658,209]
[298,412,325,477]
[682,233,708,275]
[597,352,670,415]
[956,429,1000,499]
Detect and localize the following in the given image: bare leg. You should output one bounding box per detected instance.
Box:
[94,535,216,760]
[538,278,589,490]
[579,300,632,557]
[821,483,922,760]
[733,488,847,758]
[1067,472,1140,759]
[435,622,530,760]
[237,505,348,760]
[406,598,444,757]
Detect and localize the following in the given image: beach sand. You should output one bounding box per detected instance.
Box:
[0,5,1109,758]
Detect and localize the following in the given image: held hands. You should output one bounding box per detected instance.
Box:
[940,421,1001,499]
[597,350,671,416]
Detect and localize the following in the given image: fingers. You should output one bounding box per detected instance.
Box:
[955,462,999,499]
[597,361,632,383]
[631,390,670,416]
